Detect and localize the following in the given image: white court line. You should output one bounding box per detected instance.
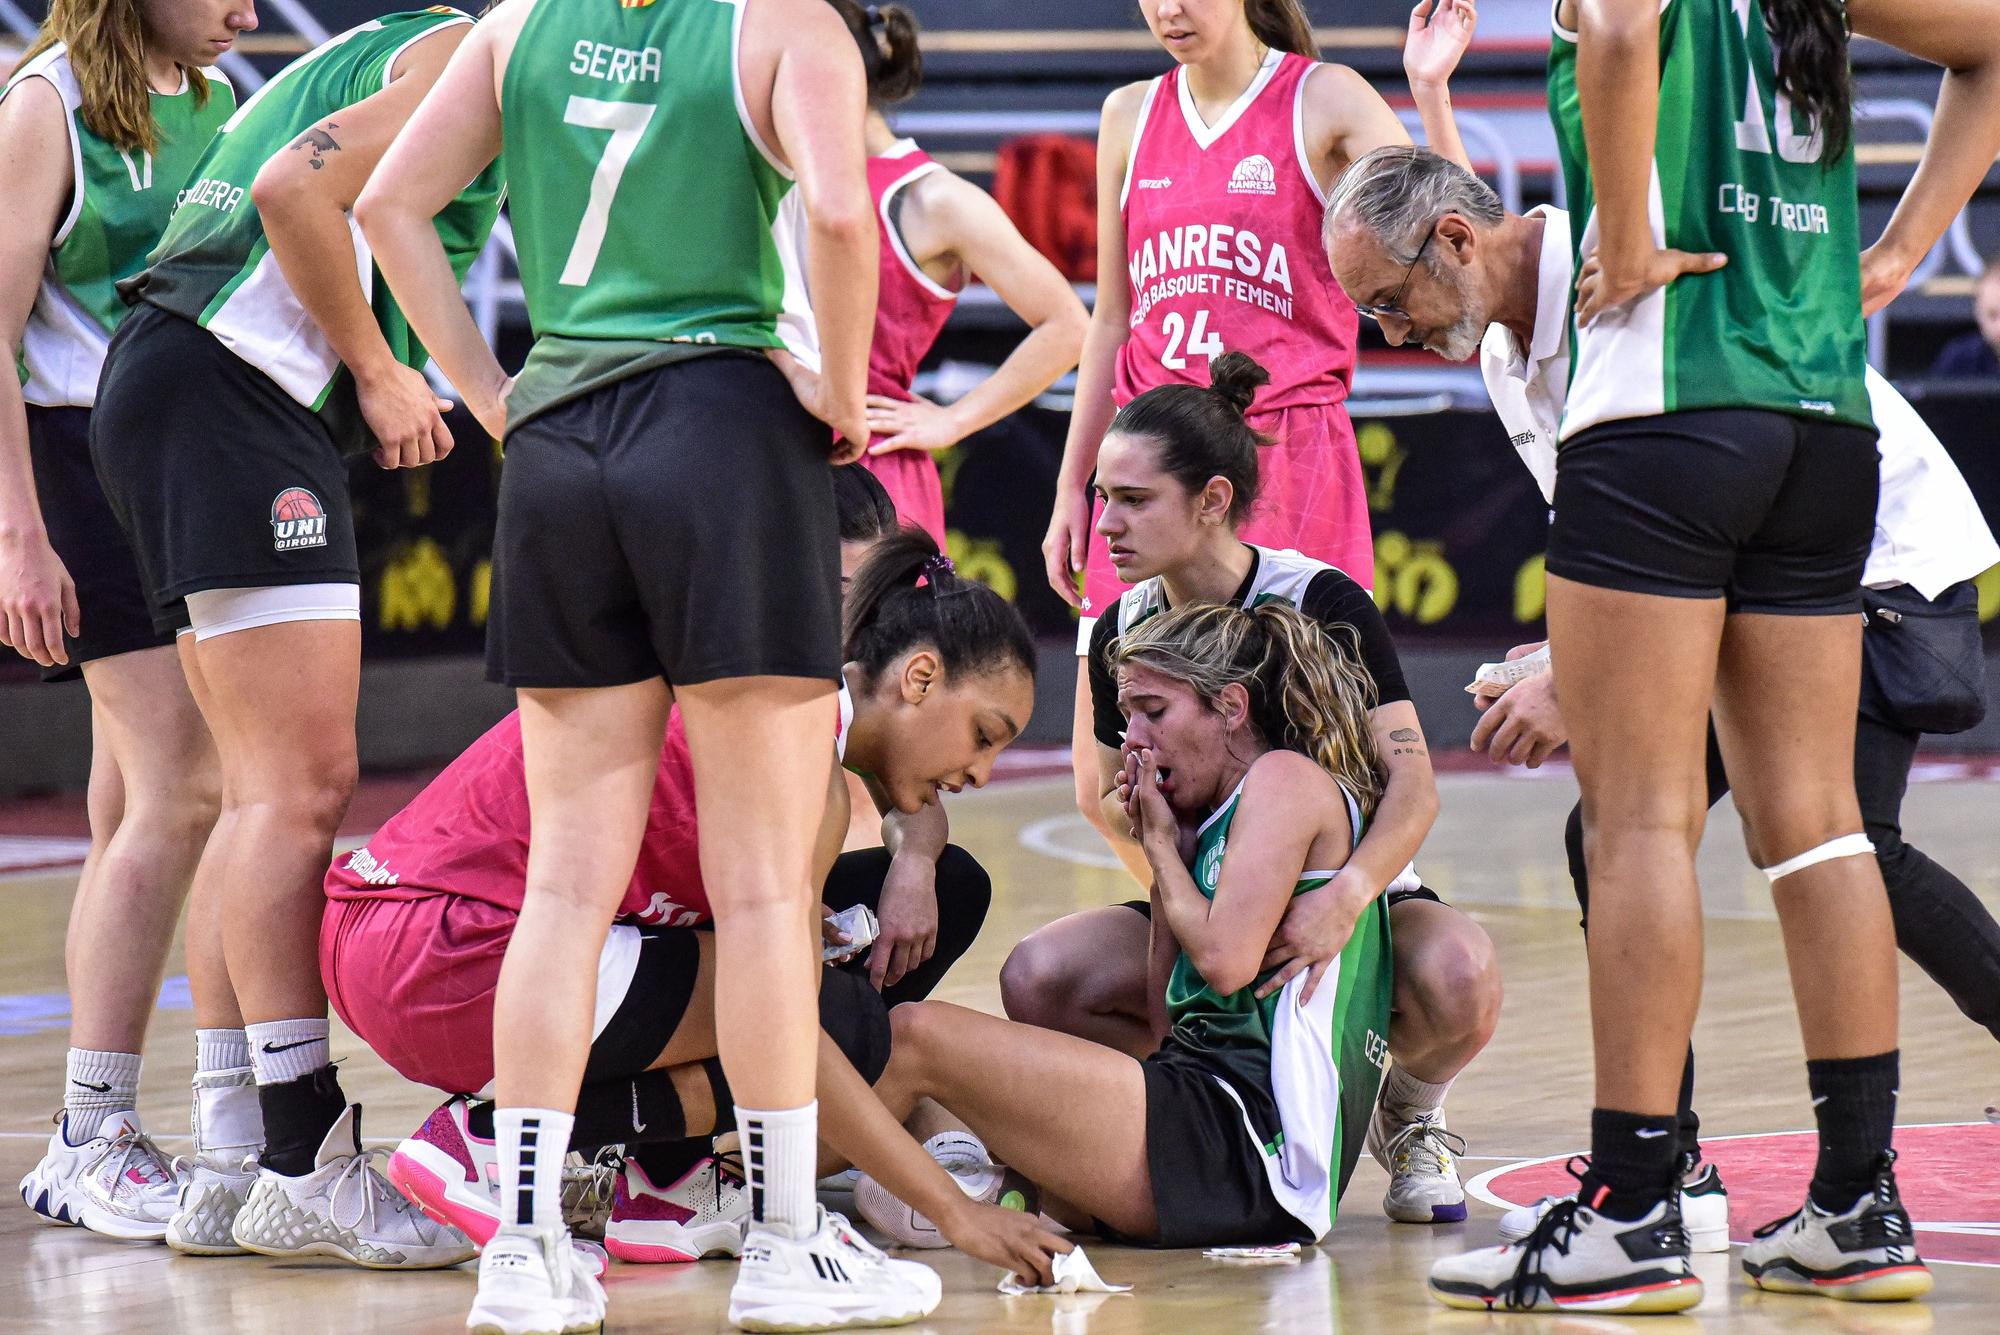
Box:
[1464,1122,2000,1270]
[1018,813,1126,870]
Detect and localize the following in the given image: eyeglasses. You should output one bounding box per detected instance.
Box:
[1353,219,1437,325]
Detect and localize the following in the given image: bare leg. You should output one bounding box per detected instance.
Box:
[999,905,1154,1056]
[1546,575,1725,1118]
[872,1000,1156,1239]
[1385,899,1501,1083]
[175,637,242,1032]
[65,647,219,1053]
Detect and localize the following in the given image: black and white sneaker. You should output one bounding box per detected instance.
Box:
[1742,1153,1933,1303]
[1498,1154,1730,1253]
[728,1205,941,1331]
[1430,1162,1701,1314]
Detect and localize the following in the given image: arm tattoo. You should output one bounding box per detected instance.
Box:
[291,122,342,170]
[1388,727,1418,743]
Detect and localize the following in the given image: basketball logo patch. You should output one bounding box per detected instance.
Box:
[1227,154,1277,196]
[271,487,329,551]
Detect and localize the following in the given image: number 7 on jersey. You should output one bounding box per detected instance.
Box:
[558,96,656,287]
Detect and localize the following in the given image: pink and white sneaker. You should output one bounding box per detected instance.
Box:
[385,1096,609,1278]
[604,1156,748,1264]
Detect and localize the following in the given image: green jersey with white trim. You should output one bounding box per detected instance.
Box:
[5,47,235,407]
[130,9,503,429]
[1548,0,1871,438]
[497,0,808,429]
[1167,772,1392,1239]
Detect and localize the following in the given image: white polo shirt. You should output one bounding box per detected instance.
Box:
[1479,207,1999,599]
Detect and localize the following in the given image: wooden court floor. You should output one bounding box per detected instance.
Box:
[2,764,1996,1333]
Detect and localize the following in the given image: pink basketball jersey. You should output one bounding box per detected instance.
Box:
[1113,51,1357,412]
[860,141,959,544]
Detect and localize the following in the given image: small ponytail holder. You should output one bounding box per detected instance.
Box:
[920,552,955,589]
[865,4,887,28]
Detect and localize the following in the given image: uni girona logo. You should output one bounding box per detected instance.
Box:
[271,486,330,552]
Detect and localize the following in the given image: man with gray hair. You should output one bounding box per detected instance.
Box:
[1323,147,2000,1280]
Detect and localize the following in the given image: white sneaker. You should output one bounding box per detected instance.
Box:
[166,1153,259,1255]
[853,1159,1037,1250]
[605,1154,749,1263]
[1742,1153,1933,1302]
[1498,1158,1731,1252]
[1366,1103,1468,1224]
[729,1206,942,1331]
[232,1104,477,1269]
[1430,1194,1702,1313]
[468,1223,606,1335]
[20,1110,182,1240]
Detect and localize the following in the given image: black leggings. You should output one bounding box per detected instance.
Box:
[821,843,994,1009]
[1564,717,2000,1153]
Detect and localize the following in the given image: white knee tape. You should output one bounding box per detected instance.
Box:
[1760,833,1874,884]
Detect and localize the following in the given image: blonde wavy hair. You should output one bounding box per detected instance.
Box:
[1113,601,1385,819]
[20,0,213,154]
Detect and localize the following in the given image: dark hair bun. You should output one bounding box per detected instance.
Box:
[1207,351,1269,418]
[873,7,924,104]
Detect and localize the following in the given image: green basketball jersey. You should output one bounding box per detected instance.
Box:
[1548,0,1871,438]
[1166,771,1392,1239]
[498,0,807,429]
[132,9,503,423]
[5,46,234,407]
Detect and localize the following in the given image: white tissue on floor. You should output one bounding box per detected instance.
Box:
[997,1245,1133,1295]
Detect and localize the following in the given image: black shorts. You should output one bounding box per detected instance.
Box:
[1136,1041,1310,1248]
[583,927,890,1085]
[1547,408,1878,615]
[90,303,360,634]
[1122,883,1442,918]
[487,351,841,688]
[25,405,176,680]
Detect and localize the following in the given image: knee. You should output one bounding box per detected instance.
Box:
[933,846,992,951]
[229,749,357,838]
[1401,921,1503,1046]
[820,969,893,1084]
[999,930,1076,1027]
[886,999,947,1071]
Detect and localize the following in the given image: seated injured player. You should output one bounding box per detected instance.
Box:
[844,600,1394,1250]
[319,523,1069,1281]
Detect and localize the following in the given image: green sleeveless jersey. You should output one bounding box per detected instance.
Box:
[1548,0,1871,438]
[499,0,807,429]
[1166,770,1392,1238]
[5,47,234,407]
[131,9,503,429]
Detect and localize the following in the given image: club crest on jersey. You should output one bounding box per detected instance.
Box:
[271,487,329,551]
[1198,833,1226,891]
[1227,154,1277,196]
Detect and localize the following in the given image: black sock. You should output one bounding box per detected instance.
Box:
[1676,1048,1702,1163]
[569,1070,691,1150]
[631,1138,711,1188]
[258,1065,347,1176]
[1807,1050,1899,1213]
[1580,1108,1680,1220]
[467,1098,496,1141]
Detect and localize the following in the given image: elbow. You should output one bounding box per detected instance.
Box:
[1048,302,1090,368]
[351,181,391,243]
[1190,946,1258,998]
[249,162,306,221]
[808,197,876,247]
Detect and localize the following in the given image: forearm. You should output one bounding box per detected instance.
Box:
[1149,845,1253,987]
[0,377,46,537]
[1053,309,1125,494]
[881,800,948,863]
[1575,1,1661,268]
[1345,767,1435,893]
[260,193,401,383]
[364,208,507,424]
[814,1030,968,1225]
[1410,82,1472,172]
[1145,885,1175,1042]
[1876,65,2000,272]
[935,317,1081,442]
[808,214,879,417]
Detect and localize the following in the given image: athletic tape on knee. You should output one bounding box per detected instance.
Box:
[1761,833,1874,884]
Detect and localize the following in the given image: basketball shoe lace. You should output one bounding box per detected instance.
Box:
[1502,1156,1690,1311]
[327,1145,425,1235]
[562,1148,623,1234]
[1379,1117,1466,1180]
[85,1121,174,1195]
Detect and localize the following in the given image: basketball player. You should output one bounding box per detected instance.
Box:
[353,1,921,1327]
[829,1,1086,548]
[1003,353,1498,1226]
[1045,0,1477,881]
[1400,0,2000,1310]
[1327,143,2000,1258]
[3,0,246,1240]
[322,533,1060,1282]
[81,8,500,1268]
[848,601,1393,1250]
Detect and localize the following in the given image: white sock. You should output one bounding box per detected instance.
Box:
[739,1101,818,1237]
[193,1028,262,1161]
[245,1019,330,1086]
[496,1107,573,1230]
[65,1049,142,1142]
[1382,1064,1454,1120]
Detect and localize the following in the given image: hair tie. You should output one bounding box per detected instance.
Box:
[921,552,955,589]
[865,4,886,28]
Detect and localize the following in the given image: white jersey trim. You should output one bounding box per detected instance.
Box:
[1291,61,1330,208]
[877,141,957,301]
[1561,170,1668,439]
[1117,77,1164,211]
[724,0,794,181]
[377,10,472,92]
[1175,46,1282,152]
[6,47,87,249]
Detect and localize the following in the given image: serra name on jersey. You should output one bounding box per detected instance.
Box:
[1129,221,1295,326]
